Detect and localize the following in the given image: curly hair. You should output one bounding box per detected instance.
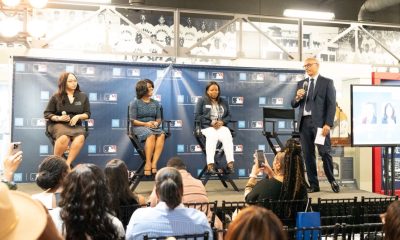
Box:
[59,164,120,240]
[104,159,138,216]
[136,79,154,99]
[384,201,400,240]
[280,138,308,201]
[56,72,80,105]
[36,155,69,190]
[225,206,286,240]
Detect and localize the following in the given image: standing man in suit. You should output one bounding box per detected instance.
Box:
[291,57,340,193]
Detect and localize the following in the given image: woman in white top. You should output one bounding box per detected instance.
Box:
[32,155,69,209]
[52,164,124,239]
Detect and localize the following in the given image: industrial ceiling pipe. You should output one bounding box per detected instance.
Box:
[358,0,400,21]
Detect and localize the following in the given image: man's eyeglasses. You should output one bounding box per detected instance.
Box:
[303,63,317,69]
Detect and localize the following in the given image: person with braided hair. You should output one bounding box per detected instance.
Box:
[245,138,308,203]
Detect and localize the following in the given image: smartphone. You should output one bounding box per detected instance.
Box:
[11,142,22,155]
[256,150,265,168]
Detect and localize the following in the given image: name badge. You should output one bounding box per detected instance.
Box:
[205,105,212,109]
[75,101,82,106]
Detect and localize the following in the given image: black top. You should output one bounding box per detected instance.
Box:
[44,91,91,124]
[245,178,283,203]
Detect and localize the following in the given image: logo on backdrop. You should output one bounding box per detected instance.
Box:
[103,145,117,153]
[127,68,141,77]
[234,144,243,153]
[31,118,46,127]
[212,72,224,80]
[232,96,244,105]
[190,144,203,152]
[33,64,48,73]
[170,120,183,128]
[251,121,263,129]
[272,97,284,105]
[191,96,202,104]
[104,93,118,101]
[87,119,94,127]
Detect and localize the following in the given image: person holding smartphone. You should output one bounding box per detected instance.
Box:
[1,142,23,190]
[245,138,308,203]
[44,72,91,166]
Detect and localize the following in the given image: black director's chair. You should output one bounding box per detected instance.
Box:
[127,104,171,191]
[194,120,239,192]
[262,107,299,155]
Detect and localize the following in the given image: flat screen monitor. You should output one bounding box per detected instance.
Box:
[351,84,400,146]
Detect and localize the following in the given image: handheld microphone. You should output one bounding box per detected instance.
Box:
[303,81,309,92]
[62,111,67,116]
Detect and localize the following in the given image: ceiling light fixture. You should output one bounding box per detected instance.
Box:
[283,9,335,20]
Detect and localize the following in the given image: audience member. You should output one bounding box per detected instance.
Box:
[0,183,63,240]
[129,79,165,176]
[1,143,23,190]
[126,167,212,240]
[245,138,308,202]
[225,205,287,240]
[51,163,124,239]
[32,155,69,209]
[44,72,91,165]
[148,156,208,206]
[382,200,400,240]
[148,156,223,235]
[104,159,145,215]
[194,81,234,174]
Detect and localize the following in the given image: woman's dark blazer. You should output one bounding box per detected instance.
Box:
[194,96,231,129]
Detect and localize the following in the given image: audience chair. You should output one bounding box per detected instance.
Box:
[194,120,239,191]
[262,107,299,154]
[45,119,89,159]
[119,203,149,230]
[316,197,358,226]
[262,198,312,227]
[340,223,383,240]
[220,200,264,229]
[360,196,398,224]
[183,201,218,228]
[143,231,209,240]
[127,104,171,191]
[285,223,341,240]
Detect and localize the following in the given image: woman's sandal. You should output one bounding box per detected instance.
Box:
[151,168,158,175]
[144,167,151,176]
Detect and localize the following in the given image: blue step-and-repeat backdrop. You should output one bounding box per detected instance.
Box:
[11,57,303,182]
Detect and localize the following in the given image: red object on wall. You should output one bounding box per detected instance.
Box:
[371,72,400,194]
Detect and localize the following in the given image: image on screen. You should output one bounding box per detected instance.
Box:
[351,84,400,146]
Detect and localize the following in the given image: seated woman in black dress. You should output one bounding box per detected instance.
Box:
[245,138,308,202]
[129,79,165,176]
[44,72,90,166]
[194,81,234,174]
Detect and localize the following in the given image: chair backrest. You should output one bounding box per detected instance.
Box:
[285,223,341,240]
[184,201,218,228]
[262,107,296,135]
[360,196,398,224]
[340,223,384,240]
[262,198,311,227]
[119,203,149,229]
[317,197,358,225]
[221,200,265,229]
[143,231,209,240]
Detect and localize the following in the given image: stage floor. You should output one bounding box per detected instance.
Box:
[18,179,384,204]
